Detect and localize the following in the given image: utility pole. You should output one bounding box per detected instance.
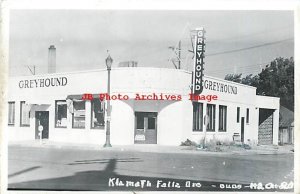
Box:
[26,65,36,75]
[188,31,196,58]
[168,40,182,69]
[178,40,181,69]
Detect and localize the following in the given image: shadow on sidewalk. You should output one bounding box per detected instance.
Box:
[67,157,142,165]
[8,158,293,192]
[8,166,41,178]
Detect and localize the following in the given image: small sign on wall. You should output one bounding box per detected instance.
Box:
[135,134,146,141]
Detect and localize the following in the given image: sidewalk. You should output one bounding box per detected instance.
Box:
[8,140,294,155]
[248,144,294,154]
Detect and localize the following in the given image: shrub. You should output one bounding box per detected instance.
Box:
[180,139,197,146]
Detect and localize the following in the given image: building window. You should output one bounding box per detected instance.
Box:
[20,101,30,126]
[91,99,105,129]
[237,107,240,123]
[72,100,85,129]
[136,114,144,129]
[55,100,67,128]
[219,105,227,132]
[193,102,203,131]
[246,108,249,124]
[206,104,215,131]
[148,117,156,130]
[8,102,15,125]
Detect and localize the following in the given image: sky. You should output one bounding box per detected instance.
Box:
[9,10,294,78]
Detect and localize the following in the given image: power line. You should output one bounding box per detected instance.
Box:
[208,71,258,76]
[205,62,269,72]
[206,38,293,57]
[208,68,293,78]
[206,66,264,74]
[180,24,293,44]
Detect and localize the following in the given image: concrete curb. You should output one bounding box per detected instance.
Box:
[8,141,294,155]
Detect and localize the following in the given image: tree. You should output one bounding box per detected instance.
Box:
[241,74,259,87]
[224,73,242,83]
[225,73,259,87]
[224,57,294,111]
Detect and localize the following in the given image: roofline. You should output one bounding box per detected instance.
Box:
[204,74,257,89]
[256,95,280,100]
[9,67,190,78]
[8,66,257,89]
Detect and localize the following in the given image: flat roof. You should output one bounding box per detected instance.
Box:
[9,67,257,90]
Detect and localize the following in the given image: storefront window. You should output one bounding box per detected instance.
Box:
[55,100,67,128]
[72,100,85,129]
[8,102,15,125]
[219,105,227,132]
[206,104,215,131]
[20,101,30,126]
[193,102,203,131]
[91,99,105,129]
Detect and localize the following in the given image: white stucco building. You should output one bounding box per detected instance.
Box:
[7,67,280,146]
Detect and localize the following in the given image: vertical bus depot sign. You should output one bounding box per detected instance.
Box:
[193,27,206,95]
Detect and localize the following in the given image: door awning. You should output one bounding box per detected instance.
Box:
[66,94,82,100]
[24,98,51,105]
[66,94,101,100]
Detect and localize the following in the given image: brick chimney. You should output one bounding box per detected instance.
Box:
[48,45,56,73]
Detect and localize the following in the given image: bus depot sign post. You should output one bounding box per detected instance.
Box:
[192,27,206,148]
[192,27,206,95]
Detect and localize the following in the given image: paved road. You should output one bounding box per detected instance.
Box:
[8,145,294,191]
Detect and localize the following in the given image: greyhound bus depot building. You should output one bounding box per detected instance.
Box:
[7,67,280,146]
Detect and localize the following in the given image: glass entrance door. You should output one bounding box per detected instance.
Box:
[134,112,157,144]
[35,111,49,139]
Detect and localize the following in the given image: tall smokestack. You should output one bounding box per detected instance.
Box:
[48,45,56,73]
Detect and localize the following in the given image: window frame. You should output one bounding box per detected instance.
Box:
[91,99,105,129]
[8,101,15,126]
[246,108,250,124]
[20,101,30,127]
[147,117,156,130]
[206,103,216,132]
[72,100,86,129]
[218,105,227,132]
[55,100,68,128]
[192,102,203,132]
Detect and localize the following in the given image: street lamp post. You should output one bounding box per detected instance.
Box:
[104,54,113,147]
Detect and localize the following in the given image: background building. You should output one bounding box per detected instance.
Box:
[279,105,294,145]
